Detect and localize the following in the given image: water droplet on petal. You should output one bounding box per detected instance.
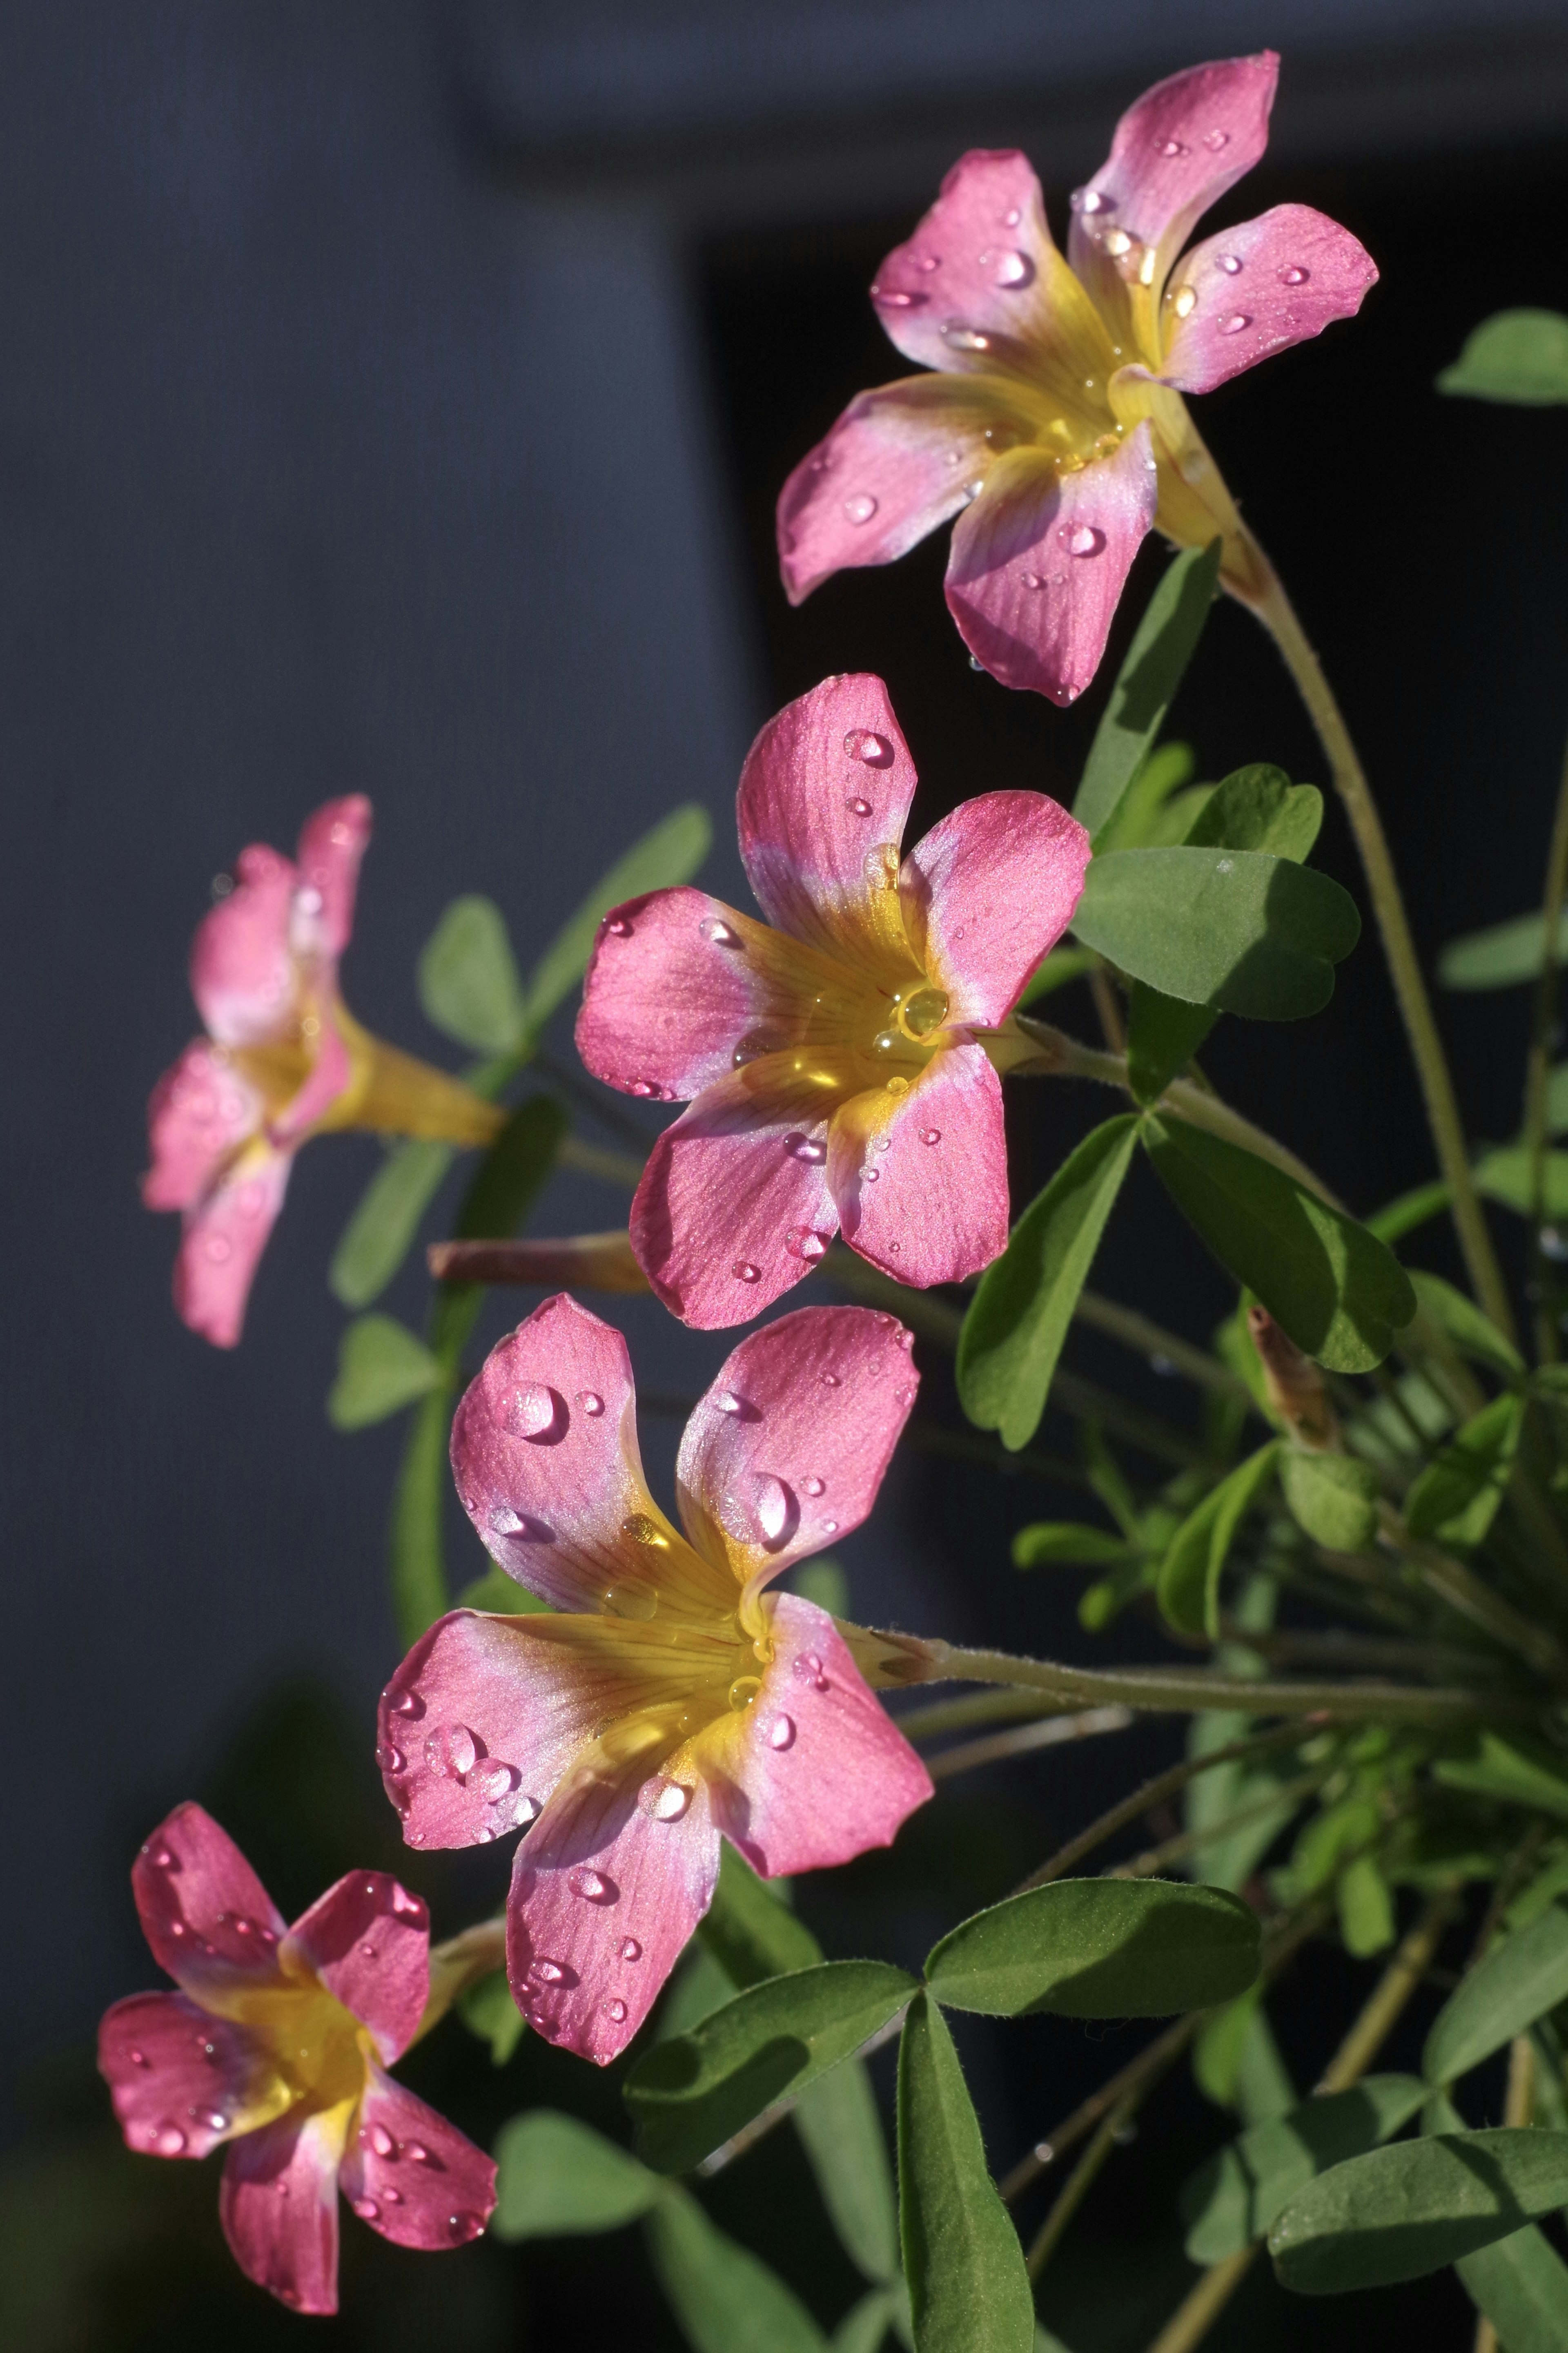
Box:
[753,1473,793,1545]
[425,1724,477,1778]
[1102,228,1131,257]
[713,1390,744,1415]
[577,1389,604,1416]
[204,1234,232,1265]
[728,1675,762,1711]
[844,727,893,765]
[629,1078,661,1098]
[1203,127,1229,150]
[488,1505,525,1538]
[845,794,872,817]
[359,1942,378,1960]
[979,246,1034,288]
[1278,263,1309,285]
[568,1867,614,1903]
[1071,187,1110,214]
[885,1076,908,1097]
[843,493,878,525]
[1021,569,1045,589]
[820,1371,840,1387]
[448,2212,485,2243]
[129,2047,149,2068]
[370,2123,396,2157]
[1220,314,1250,336]
[732,1261,762,1284]
[405,2141,432,2164]
[769,1714,797,1750]
[911,248,939,271]
[153,2124,187,2156]
[873,287,918,309]
[621,1511,669,1549]
[638,1778,692,1822]
[785,1225,830,1264]
[787,1133,827,1164]
[619,1936,642,1961]
[699,917,739,946]
[531,1958,567,1985]
[1059,523,1105,558]
[1216,252,1243,276]
[822,1519,838,1533]
[792,1652,829,1693]
[466,1757,519,1801]
[390,1690,420,1718]
[604,1998,628,2024]
[920,1126,942,1146]
[198,2109,227,2133]
[606,916,631,937]
[1172,284,1197,318]
[602,1584,659,1621]
[504,1383,559,1440]
[1159,137,1189,157]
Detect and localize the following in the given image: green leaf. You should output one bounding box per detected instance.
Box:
[835,2290,901,2353]
[1405,1393,1522,1547]
[1424,1902,1568,2087]
[418,896,527,1055]
[1073,846,1360,1020]
[1194,1992,1296,2124]
[454,1093,568,1242]
[1157,1443,1280,1635]
[1409,1269,1526,1380]
[1092,741,1201,854]
[1337,1855,1396,1958]
[326,1313,441,1431]
[1267,2128,1568,2292]
[1011,1523,1143,1570]
[796,2057,900,2283]
[1548,1064,1568,1137]
[924,1878,1260,2019]
[1438,310,1568,404]
[1435,1733,1568,1823]
[1474,1145,1568,1219]
[1439,909,1568,990]
[624,1960,916,2175]
[1181,2075,1428,2263]
[457,1968,526,2065]
[491,2111,660,2238]
[1143,1115,1416,1373]
[957,1117,1140,1450]
[1278,1450,1379,1552]
[1125,981,1217,1105]
[697,1844,823,1989]
[329,1138,456,1308]
[647,2185,829,2353]
[1183,764,1323,863]
[523,803,713,1032]
[898,1992,1034,2353]
[1457,2224,1568,2353]
[793,1556,850,1617]
[1073,542,1221,841]
[1366,1179,1450,1245]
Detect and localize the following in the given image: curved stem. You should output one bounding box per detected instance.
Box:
[1523,727,1568,1362]
[1242,551,1515,1341]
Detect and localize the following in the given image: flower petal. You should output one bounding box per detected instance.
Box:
[191,845,300,1048]
[675,1306,918,1581]
[777,376,1016,606]
[143,1042,263,1212]
[1155,204,1377,395]
[284,1872,429,2065]
[827,1044,1009,1286]
[220,2103,349,2316]
[339,2065,497,2250]
[1069,51,1279,352]
[575,889,819,1104]
[172,1142,291,1349]
[630,1079,837,1329]
[507,1747,721,2064]
[700,1598,932,1877]
[292,794,371,961]
[98,1990,288,2159]
[265,1002,355,1149]
[867,149,1107,386]
[131,1803,289,2012]
[902,791,1090,1025]
[737,674,922,969]
[448,1296,731,1615]
[945,427,1157,703]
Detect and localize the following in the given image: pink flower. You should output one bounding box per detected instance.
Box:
[777,52,1376,703]
[144,795,503,1347]
[377,1295,933,2065]
[97,1802,496,2316]
[575,674,1089,1327]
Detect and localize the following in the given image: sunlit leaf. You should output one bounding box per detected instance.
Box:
[1091,741,1201,854]
[1268,2128,1568,2291]
[1438,309,1568,404]
[418,895,527,1055]
[1181,2075,1428,2263]
[1423,1902,1568,2087]
[1073,846,1359,1020]
[491,2111,659,2238]
[796,2057,900,2284]
[648,2185,829,2353]
[1073,542,1221,841]
[1439,909,1568,990]
[326,1313,441,1430]
[1124,981,1217,1105]
[1457,2223,1568,2353]
[1157,1443,1279,1635]
[924,1878,1260,2019]
[523,802,713,1032]
[898,1992,1034,2353]
[1278,1450,1379,1553]
[1184,764,1323,862]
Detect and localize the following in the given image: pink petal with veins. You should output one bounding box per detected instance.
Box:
[172,1144,291,1349]
[705,1598,932,1877]
[575,889,799,1103]
[945,426,1158,703]
[266,1002,354,1149]
[98,1990,269,2160]
[675,1306,917,1580]
[284,1871,429,2065]
[507,1753,721,2064]
[777,377,1010,604]
[191,844,300,1047]
[866,148,1060,374]
[630,1077,837,1329]
[131,1803,288,2009]
[902,791,1090,1026]
[220,2105,346,2316]
[1156,203,1377,394]
[828,1044,1009,1286]
[737,674,919,964]
[143,1042,262,1212]
[293,794,371,961]
[340,2065,497,2250]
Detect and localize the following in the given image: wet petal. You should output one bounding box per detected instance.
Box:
[675,1306,917,1582]
[945,427,1157,703]
[131,1803,289,2014]
[630,1078,838,1329]
[1155,204,1377,394]
[284,1872,429,2065]
[172,1142,291,1349]
[292,794,371,962]
[143,1042,263,1213]
[220,2103,349,2316]
[700,1599,932,1877]
[339,2065,497,2250]
[828,1045,1009,1287]
[98,1990,289,2160]
[902,791,1090,1026]
[191,844,300,1048]
[737,674,922,970]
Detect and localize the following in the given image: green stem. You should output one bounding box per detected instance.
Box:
[1245,556,1515,1342]
[927,1705,1132,1783]
[1022,1720,1318,1890]
[1523,726,1568,1363]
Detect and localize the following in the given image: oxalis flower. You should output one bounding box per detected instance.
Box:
[777,51,1376,702]
[377,1295,933,2064]
[97,1802,496,2316]
[575,673,1089,1326]
[144,794,501,1347]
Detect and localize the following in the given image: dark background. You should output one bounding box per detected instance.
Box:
[7,2,1568,2345]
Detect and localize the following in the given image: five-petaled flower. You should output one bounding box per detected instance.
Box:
[575,674,1089,1326]
[377,1296,933,2064]
[97,1803,497,2316]
[777,51,1376,703]
[144,794,502,1347]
